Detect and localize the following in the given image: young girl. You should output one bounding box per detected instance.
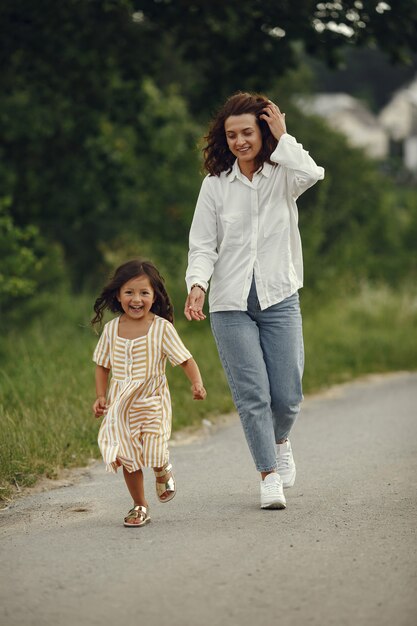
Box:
[92,259,206,527]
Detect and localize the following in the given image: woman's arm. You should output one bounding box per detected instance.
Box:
[184,286,206,322]
[184,177,218,321]
[261,101,325,197]
[179,358,207,400]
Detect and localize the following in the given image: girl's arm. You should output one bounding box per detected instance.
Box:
[179,358,207,400]
[93,365,110,417]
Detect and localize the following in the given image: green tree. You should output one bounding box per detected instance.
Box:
[0,199,65,318]
[135,0,417,112]
[2,0,417,290]
[307,47,417,111]
[0,1,201,283]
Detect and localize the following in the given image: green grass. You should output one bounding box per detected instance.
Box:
[1,283,417,502]
[302,284,417,390]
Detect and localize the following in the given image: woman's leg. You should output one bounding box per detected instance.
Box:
[257,292,304,442]
[210,311,277,473]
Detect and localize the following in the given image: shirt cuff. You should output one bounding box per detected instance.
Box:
[270,133,296,162]
[186,277,209,293]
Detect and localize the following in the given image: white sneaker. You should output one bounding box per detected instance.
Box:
[260,473,286,509]
[276,439,296,489]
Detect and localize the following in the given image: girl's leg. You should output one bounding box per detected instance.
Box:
[154,464,175,501]
[210,310,277,473]
[258,292,304,442]
[123,466,148,507]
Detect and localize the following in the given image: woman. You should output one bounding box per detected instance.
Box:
[184,92,324,509]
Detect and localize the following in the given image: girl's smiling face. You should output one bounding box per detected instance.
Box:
[117,274,155,321]
[224,113,263,166]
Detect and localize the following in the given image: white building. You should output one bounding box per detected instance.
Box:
[379,76,417,171]
[296,93,389,159]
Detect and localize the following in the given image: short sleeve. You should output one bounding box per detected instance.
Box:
[162,322,192,367]
[93,325,111,368]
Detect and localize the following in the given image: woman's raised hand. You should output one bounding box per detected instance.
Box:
[184,286,206,321]
[259,101,287,141]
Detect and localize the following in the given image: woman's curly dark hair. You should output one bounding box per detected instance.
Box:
[91,259,174,329]
[203,92,278,177]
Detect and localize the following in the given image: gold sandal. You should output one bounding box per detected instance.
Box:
[123,505,150,527]
[154,462,176,503]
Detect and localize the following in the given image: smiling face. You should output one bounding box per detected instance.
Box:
[117,274,155,321]
[224,113,263,169]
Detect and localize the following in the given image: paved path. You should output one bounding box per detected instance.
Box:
[1,372,416,626]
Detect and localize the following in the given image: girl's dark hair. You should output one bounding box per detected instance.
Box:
[203,91,278,176]
[91,259,174,329]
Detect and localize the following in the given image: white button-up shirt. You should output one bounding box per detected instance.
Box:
[186,133,325,312]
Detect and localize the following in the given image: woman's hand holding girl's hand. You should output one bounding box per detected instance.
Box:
[93,395,107,418]
[184,286,206,321]
[260,101,287,141]
[192,382,207,400]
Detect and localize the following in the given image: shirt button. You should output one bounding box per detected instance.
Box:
[111,419,115,424]
[113,441,118,446]
[127,359,132,364]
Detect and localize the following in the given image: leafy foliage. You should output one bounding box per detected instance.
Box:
[1,0,416,309]
[1,1,201,284]
[0,199,65,317]
[134,0,417,112]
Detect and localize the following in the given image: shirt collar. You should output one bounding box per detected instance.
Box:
[227,159,240,182]
[227,159,273,183]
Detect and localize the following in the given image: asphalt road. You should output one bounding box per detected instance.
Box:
[1,372,416,626]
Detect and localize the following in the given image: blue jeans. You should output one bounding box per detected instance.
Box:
[210,279,304,472]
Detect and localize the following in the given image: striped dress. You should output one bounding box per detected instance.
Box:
[93,315,192,473]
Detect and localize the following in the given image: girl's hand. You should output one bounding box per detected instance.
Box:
[93,395,107,418]
[259,101,286,141]
[184,286,206,321]
[192,382,207,400]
